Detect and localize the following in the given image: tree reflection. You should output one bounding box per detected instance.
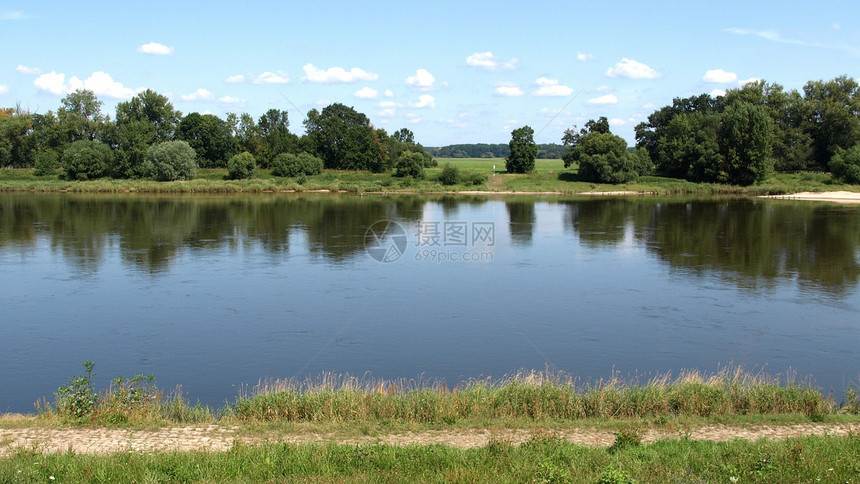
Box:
[562,198,860,295]
[505,200,535,245]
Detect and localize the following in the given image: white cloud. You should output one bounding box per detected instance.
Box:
[16,65,41,75]
[442,118,469,129]
[605,58,660,79]
[254,71,290,84]
[384,89,394,97]
[577,52,593,61]
[642,102,656,109]
[218,95,245,104]
[35,71,138,99]
[466,52,517,71]
[597,85,612,92]
[725,27,860,55]
[1,11,25,20]
[405,69,435,90]
[303,63,378,83]
[738,77,761,86]
[378,108,396,117]
[74,71,138,99]
[532,78,573,97]
[495,83,524,97]
[225,75,245,83]
[354,87,378,99]
[0,85,9,95]
[138,42,174,55]
[406,113,421,124]
[588,94,618,105]
[410,94,435,108]
[609,117,638,127]
[833,23,842,30]
[35,71,68,95]
[703,69,737,84]
[710,89,727,97]
[540,108,571,118]
[181,88,215,101]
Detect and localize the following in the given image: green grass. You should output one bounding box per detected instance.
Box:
[26,368,860,430]
[4,160,856,195]
[229,368,851,424]
[3,434,860,483]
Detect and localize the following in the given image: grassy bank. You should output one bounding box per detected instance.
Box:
[3,433,860,482]
[2,159,856,195]
[25,367,860,429]
[6,368,860,482]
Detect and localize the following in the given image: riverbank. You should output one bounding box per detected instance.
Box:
[2,159,857,196]
[760,190,860,203]
[2,420,860,482]
[3,369,860,480]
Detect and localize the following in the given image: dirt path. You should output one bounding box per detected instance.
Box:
[2,423,860,456]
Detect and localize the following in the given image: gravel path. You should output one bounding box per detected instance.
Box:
[2,422,860,456]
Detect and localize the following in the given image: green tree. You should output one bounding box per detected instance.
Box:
[656,112,721,181]
[57,89,107,144]
[393,151,426,178]
[271,152,323,178]
[634,94,722,172]
[303,103,388,172]
[0,109,34,167]
[144,140,198,181]
[33,149,60,176]
[62,140,113,180]
[830,144,860,184]
[177,113,235,167]
[115,89,180,141]
[568,132,640,183]
[257,109,297,167]
[393,128,415,144]
[438,163,461,185]
[227,151,256,179]
[506,125,537,173]
[803,76,860,170]
[113,120,156,179]
[725,81,813,172]
[718,102,775,185]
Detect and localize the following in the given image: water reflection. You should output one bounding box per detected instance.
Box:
[559,198,860,295]
[1,194,859,294]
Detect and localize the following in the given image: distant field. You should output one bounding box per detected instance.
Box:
[430,157,564,174]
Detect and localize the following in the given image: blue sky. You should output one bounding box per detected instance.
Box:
[1,0,858,146]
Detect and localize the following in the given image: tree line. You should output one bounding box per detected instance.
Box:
[0,89,434,180]
[428,143,565,159]
[558,75,860,185]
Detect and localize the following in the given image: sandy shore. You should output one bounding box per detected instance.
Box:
[760,191,860,203]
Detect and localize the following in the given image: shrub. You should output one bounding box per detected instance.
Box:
[55,360,97,419]
[394,151,426,178]
[464,172,487,186]
[829,144,860,184]
[271,152,323,178]
[144,140,198,181]
[227,151,257,180]
[62,140,112,180]
[33,150,59,176]
[569,132,644,184]
[438,163,461,185]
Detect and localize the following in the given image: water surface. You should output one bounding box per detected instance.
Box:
[1,193,858,413]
